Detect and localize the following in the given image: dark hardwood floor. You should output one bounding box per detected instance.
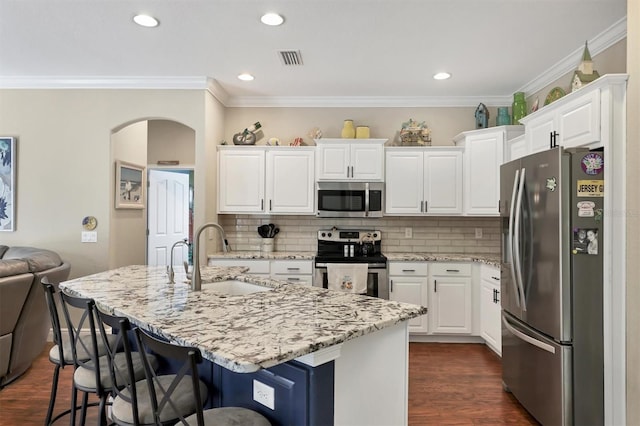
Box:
[0,342,537,425]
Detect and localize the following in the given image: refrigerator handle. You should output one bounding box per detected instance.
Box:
[513,167,528,311]
[508,169,521,308]
[502,316,555,354]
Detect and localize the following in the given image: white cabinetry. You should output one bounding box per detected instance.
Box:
[517,75,628,161]
[315,139,386,181]
[429,263,472,334]
[480,264,501,356]
[218,147,315,215]
[385,147,463,215]
[270,260,313,286]
[389,262,429,334]
[453,126,524,216]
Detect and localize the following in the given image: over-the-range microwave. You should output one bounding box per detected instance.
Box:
[316,181,384,218]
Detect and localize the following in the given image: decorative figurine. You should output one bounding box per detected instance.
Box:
[571,41,600,92]
[475,103,489,129]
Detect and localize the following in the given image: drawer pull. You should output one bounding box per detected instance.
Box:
[287,268,300,271]
[492,276,500,281]
[402,269,416,272]
[287,277,300,281]
[446,269,460,272]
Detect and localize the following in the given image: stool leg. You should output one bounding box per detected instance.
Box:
[69,385,78,426]
[45,364,60,425]
[79,392,88,425]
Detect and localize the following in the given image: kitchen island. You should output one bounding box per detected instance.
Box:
[60,265,426,426]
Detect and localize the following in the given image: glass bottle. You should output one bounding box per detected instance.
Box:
[341,120,356,138]
[512,92,527,124]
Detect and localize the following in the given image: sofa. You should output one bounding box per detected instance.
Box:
[0,246,70,387]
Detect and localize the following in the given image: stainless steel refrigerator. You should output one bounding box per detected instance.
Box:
[500,147,604,426]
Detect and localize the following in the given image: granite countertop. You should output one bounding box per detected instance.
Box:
[59,265,426,373]
[385,253,501,267]
[208,251,315,260]
[209,251,500,267]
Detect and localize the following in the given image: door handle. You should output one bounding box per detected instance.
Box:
[446,269,459,272]
[495,290,500,303]
[269,199,272,211]
[402,269,416,273]
[261,199,264,210]
[502,316,555,354]
[424,201,428,213]
[390,279,393,292]
[420,201,424,212]
[434,279,437,292]
[287,268,300,271]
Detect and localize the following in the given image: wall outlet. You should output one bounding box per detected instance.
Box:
[475,228,483,239]
[81,231,97,243]
[253,380,275,410]
[404,227,413,238]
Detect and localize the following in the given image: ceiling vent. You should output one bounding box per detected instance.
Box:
[278,50,303,66]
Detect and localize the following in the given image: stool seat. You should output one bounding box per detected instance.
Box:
[185,406,271,426]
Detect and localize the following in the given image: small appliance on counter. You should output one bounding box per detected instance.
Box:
[313,229,388,299]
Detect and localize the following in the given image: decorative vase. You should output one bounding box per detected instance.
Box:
[355,126,370,139]
[341,120,356,138]
[496,107,511,126]
[512,92,527,124]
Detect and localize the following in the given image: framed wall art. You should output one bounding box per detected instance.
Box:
[0,137,16,231]
[115,160,145,209]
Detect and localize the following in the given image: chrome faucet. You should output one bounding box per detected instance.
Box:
[192,222,229,291]
[167,239,190,284]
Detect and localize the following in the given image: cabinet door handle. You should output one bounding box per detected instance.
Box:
[350,166,354,178]
[446,269,460,272]
[495,290,500,303]
[424,201,428,213]
[261,199,264,210]
[420,201,424,212]
[434,279,437,292]
[269,199,272,211]
[492,288,497,303]
[402,269,416,272]
[390,279,393,292]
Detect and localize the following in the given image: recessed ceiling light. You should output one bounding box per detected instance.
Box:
[238,73,255,81]
[133,14,159,28]
[433,72,451,80]
[261,13,284,26]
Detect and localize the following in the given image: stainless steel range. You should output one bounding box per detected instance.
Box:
[313,229,388,299]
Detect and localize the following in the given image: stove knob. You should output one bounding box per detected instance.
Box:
[373,233,378,238]
[321,232,326,237]
[327,232,332,237]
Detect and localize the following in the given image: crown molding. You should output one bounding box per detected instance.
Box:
[225,95,514,108]
[0,76,209,90]
[517,16,627,96]
[206,78,230,105]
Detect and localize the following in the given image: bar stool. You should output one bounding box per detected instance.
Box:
[41,280,117,425]
[110,326,271,425]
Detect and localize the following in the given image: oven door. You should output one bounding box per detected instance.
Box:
[316,182,383,218]
[314,263,389,299]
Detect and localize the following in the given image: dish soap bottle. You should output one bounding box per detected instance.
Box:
[341,120,356,138]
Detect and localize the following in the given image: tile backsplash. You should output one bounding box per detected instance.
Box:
[219,215,500,256]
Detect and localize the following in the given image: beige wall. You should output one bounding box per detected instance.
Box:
[626,1,639,423]
[0,89,216,279]
[110,121,147,268]
[148,119,196,166]
[225,107,477,147]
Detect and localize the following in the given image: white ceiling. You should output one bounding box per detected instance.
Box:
[0,0,627,107]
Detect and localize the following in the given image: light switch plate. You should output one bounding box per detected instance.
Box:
[81,231,98,243]
[404,227,412,238]
[253,379,275,410]
[475,228,483,239]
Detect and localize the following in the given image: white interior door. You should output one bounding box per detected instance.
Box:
[147,169,190,266]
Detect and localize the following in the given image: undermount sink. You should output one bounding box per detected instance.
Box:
[207,280,273,296]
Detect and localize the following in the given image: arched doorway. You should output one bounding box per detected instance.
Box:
[110,119,195,269]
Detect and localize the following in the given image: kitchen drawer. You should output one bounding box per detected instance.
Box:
[271,260,313,275]
[481,264,501,283]
[208,259,270,274]
[272,274,313,286]
[389,262,428,276]
[430,263,471,276]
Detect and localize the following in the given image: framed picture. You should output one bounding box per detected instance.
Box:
[115,160,145,209]
[0,137,15,231]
